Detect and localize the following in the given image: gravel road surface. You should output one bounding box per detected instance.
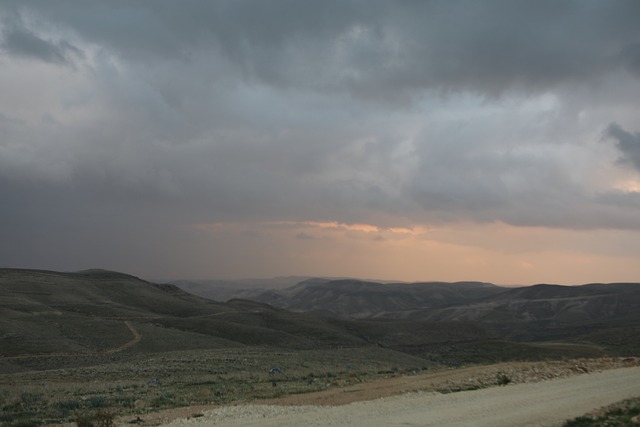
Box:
[162,366,640,427]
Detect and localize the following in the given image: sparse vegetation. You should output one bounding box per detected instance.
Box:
[563,397,640,426]
[6,351,632,425]
[1,269,640,425]
[496,372,511,385]
[75,411,114,427]
[0,347,433,424]
[2,418,41,427]
[57,400,81,416]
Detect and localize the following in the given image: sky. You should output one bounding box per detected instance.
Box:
[1,0,640,284]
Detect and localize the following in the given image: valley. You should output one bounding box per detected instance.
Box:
[1,268,639,426]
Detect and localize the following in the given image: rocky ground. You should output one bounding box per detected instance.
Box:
[157,364,640,427]
[120,357,640,426]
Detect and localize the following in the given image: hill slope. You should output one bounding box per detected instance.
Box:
[3,269,638,374]
[0,269,376,371]
[171,276,640,358]
[172,278,506,318]
[413,283,640,328]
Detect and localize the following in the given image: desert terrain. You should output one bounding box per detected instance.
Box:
[1,268,640,426]
[161,365,640,427]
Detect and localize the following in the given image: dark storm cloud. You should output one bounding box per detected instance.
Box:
[1,0,640,278]
[3,0,640,97]
[407,127,591,227]
[604,123,640,171]
[1,24,81,64]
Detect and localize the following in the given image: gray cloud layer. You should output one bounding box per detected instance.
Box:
[1,1,640,274]
[605,123,640,171]
[4,1,640,94]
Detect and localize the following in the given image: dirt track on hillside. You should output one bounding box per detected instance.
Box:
[104,321,141,354]
[160,366,640,427]
[1,320,141,360]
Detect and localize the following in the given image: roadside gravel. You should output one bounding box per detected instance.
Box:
[160,365,640,427]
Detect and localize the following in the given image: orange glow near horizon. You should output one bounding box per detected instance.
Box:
[188,220,640,285]
[614,180,640,192]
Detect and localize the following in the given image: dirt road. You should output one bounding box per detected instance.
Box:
[104,321,141,354]
[162,366,640,427]
[1,320,141,360]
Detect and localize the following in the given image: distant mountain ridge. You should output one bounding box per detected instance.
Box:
[244,278,505,318]
[171,278,640,324]
[170,277,505,316]
[0,269,367,369]
[170,277,640,344]
[414,282,640,325]
[3,268,640,373]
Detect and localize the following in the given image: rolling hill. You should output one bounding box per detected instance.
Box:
[414,282,640,323]
[1,269,638,427]
[0,269,372,372]
[171,276,640,358]
[172,277,506,318]
[2,268,639,375]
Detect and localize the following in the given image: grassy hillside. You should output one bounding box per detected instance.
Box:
[0,268,236,362]
[1,268,639,426]
[3,268,618,374]
[0,269,431,373]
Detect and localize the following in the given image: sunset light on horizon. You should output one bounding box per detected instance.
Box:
[1,1,639,285]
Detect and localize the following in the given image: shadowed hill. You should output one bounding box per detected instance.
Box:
[175,278,506,318]
[0,268,232,318]
[168,277,313,302]
[3,269,638,374]
[414,283,640,325]
[0,269,374,370]
[180,277,640,330]
[4,269,488,372]
[171,276,640,358]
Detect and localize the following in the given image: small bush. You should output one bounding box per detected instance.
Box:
[18,393,42,412]
[86,396,107,408]
[496,373,511,385]
[93,411,114,427]
[151,392,175,408]
[57,400,81,416]
[563,397,640,426]
[113,395,134,408]
[75,411,114,427]
[75,415,95,427]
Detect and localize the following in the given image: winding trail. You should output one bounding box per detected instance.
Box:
[1,320,142,360]
[104,321,141,354]
[162,366,640,427]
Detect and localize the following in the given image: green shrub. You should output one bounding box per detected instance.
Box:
[75,411,114,427]
[92,411,114,427]
[563,397,640,426]
[18,393,42,412]
[150,392,175,408]
[86,396,107,408]
[75,415,95,427]
[113,395,134,408]
[496,373,511,385]
[57,400,81,416]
